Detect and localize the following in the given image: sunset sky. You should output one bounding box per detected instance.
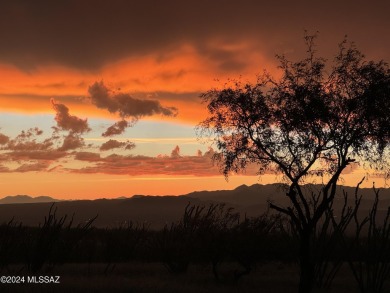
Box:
[0,1,389,199]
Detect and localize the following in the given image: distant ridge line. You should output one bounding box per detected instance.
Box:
[0,195,60,205]
[1,183,389,205]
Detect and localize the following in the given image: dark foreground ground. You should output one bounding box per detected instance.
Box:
[0,262,369,293]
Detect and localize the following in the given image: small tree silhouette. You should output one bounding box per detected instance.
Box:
[198,34,390,293]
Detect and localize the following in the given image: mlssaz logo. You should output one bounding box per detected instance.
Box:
[27,276,60,284]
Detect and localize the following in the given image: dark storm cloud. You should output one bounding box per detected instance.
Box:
[58,133,85,151]
[0,1,389,71]
[0,133,10,145]
[51,99,91,133]
[102,120,130,137]
[88,81,178,118]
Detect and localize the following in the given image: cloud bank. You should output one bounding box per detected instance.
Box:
[72,146,221,176]
[0,1,389,71]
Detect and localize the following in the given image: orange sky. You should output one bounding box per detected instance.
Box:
[0,43,274,123]
[0,1,389,199]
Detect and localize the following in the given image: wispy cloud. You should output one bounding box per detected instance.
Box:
[69,146,251,177]
[84,137,199,144]
[99,139,135,151]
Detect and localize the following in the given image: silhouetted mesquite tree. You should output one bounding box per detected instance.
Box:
[197,35,390,293]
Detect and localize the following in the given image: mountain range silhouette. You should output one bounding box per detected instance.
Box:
[0,184,389,229]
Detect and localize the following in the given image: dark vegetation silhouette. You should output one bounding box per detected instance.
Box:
[197,34,390,293]
[102,222,148,275]
[0,204,96,275]
[24,204,97,273]
[1,193,390,292]
[343,185,390,293]
[154,203,283,279]
[0,218,22,272]
[156,203,240,275]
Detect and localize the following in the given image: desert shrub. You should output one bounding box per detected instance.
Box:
[155,203,239,275]
[344,187,390,293]
[230,213,285,280]
[0,219,23,272]
[102,221,149,274]
[191,204,239,279]
[23,204,96,273]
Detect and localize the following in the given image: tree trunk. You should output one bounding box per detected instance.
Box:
[299,231,315,293]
